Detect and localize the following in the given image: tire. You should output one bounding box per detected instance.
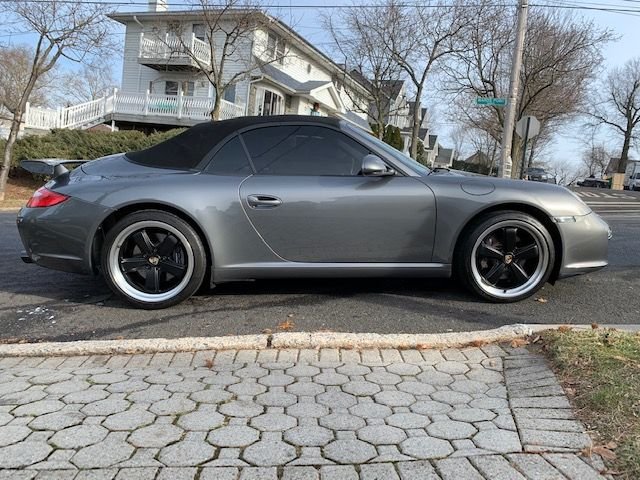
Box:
[455,211,555,303]
[101,210,207,309]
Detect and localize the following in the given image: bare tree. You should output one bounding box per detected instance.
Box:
[159,0,288,120]
[323,4,406,140]
[545,158,585,186]
[382,0,468,159]
[467,127,500,175]
[0,0,111,201]
[55,58,117,105]
[0,45,53,120]
[588,58,640,174]
[444,4,613,178]
[580,143,608,178]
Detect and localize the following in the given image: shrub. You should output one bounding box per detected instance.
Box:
[2,128,184,174]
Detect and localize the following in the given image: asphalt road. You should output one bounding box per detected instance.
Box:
[1,187,639,342]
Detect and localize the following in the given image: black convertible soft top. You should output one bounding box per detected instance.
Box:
[126,115,342,170]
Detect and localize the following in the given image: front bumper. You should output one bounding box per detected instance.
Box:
[17,197,113,275]
[556,212,609,278]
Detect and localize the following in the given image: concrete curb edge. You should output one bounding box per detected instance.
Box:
[2,323,634,358]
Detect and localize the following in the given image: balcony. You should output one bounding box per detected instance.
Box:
[138,33,212,71]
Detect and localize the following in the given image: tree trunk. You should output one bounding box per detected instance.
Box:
[376,120,384,140]
[619,132,632,173]
[0,114,23,202]
[210,92,221,121]
[410,86,423,160]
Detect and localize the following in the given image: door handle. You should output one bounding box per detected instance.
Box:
[247,194,282,209]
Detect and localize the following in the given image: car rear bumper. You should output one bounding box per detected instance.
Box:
[17,197,113,275]
[556,212,609,279]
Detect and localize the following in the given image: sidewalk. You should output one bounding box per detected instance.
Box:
[0,344,610,479]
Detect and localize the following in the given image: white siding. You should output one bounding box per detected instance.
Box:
[253,28,332,84]
[115,15,372,121]
[121,22,161,94]
[121,18,253,108]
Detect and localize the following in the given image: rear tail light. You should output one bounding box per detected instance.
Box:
[26,187,69,208]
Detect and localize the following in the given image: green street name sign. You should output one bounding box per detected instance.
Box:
[476,97,507,107]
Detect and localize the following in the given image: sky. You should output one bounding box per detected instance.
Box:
[4,0,640,166]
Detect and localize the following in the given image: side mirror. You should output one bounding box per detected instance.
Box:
[361,154,395,177]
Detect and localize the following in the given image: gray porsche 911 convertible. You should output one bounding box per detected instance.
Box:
[17,116,610,309]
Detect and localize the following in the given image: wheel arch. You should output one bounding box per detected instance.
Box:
[452,202,563,283]
[91,202,213,284]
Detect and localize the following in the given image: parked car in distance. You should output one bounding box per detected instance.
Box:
[624,160,640,190]
[525,167,552,183]
[629,173,640,191]
[577,176,610,189]
[17,116,610,309]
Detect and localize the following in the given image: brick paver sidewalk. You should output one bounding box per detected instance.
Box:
[0,344,610,479]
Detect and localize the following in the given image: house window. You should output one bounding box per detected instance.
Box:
[165,81,179,96]
[223,84,236,103]
[258,89,283,116]
[192,23,206,41]
[181,81,194,96]
[165,81,194,96]
[267,32,285,64]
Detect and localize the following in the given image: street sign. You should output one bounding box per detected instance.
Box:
[476,97,507,107]
[516,116,540,139]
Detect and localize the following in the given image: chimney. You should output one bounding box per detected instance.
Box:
[148,0,167,12]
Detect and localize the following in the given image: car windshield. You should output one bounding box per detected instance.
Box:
[344,123,431,176]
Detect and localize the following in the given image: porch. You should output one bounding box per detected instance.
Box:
[24,90,246,131]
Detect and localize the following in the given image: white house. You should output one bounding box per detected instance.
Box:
[21,0,372,132]
[105,1,371,129]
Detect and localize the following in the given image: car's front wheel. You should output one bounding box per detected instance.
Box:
[456,211,555,303]
[101,210,207,309]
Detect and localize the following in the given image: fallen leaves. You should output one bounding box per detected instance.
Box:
[204,358,215,369]
[583,442,618,461]
[277,319,295,331]
[535,297,548,303]
[510,338,529,348]
[591,323,600,330]
[557,325,573,333]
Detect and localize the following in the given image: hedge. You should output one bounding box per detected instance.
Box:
[1,128,184,174]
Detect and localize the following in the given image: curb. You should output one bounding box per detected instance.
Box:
[0,207,20,212]
[2,323,634,358]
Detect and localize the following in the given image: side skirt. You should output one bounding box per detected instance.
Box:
[213,262,452,283]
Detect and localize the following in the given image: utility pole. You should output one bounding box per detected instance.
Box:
[499,0,529,178]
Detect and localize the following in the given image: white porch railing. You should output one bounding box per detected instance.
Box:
[139,33,212,66]
[24,89,245,130]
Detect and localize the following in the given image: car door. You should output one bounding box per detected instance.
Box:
[238,124,437,263]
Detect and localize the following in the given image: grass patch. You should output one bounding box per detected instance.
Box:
[1,176,43,209]
[541,329,640,479]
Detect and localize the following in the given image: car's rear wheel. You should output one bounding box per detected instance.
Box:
[101,210,206,309]
[456,211,555,303]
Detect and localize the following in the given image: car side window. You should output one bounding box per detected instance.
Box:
[204,136,252,176]
[241,125,370,176]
